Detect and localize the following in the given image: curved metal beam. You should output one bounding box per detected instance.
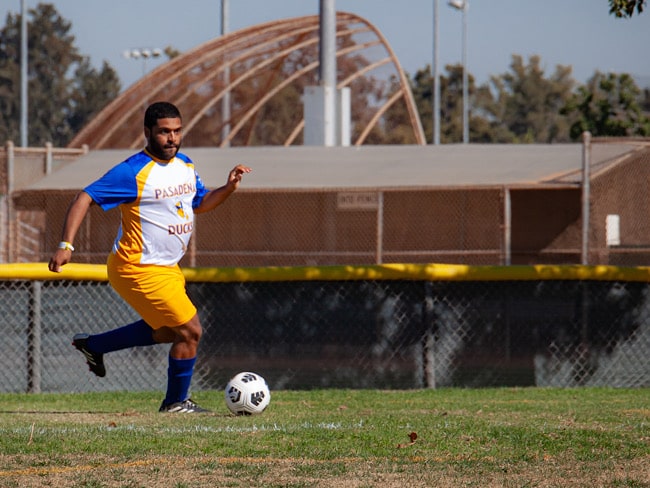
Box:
[201,36,382,147]
[356,90,403,145]
[68,12,425,149]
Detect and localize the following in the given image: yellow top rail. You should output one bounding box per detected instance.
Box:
[2,262,650,282]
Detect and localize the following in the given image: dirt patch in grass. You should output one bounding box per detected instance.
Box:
[1,454,648,487]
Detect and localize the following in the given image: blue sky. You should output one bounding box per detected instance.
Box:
[2,0,649,91]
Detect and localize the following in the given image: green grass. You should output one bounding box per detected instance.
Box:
[0,388,648,487]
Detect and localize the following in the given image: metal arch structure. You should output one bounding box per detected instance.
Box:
[68,12,425,149]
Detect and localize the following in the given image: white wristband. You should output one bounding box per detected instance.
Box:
[58,241,75,252]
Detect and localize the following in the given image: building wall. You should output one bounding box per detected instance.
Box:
[12,147,650,267]
[591,150,650,265]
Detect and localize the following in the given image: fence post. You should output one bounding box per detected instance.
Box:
[27,280,42,393]
[376,191,384,264]
[45,142,53,175]
[503,186,511,265]
[422,281,436,389]
[581,131,591,265]
[5,141,15,262]
[580,130,592,384]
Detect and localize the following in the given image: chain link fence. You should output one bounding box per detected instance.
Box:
[1,265,648,393]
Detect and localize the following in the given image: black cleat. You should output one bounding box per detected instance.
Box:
[159,399,211,413]
[72,333,106,377]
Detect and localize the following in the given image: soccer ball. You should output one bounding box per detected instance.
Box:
[224,371,271,415]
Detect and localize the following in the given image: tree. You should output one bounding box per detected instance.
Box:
[379,67,435,144]
[408,67,433,141]
[642,87,650,113]
[439,64,466,143]
[404,54,649,144]
[609,0,646,17]
[465,75,515,143]
[0,3,120,147]
[403,56,577,144]
[561,71,650,139]
[477,55,575,143]
[398,64,484,144]
[0,9,23,145]
[68,59,121,136]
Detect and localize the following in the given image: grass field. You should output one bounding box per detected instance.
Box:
[0,388,648,487]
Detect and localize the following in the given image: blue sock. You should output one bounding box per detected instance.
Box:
[86,319,156,354]
[163,356,196,405]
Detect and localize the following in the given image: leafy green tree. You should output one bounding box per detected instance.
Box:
[375,68,435,144]
[561,71,650,139]
[367,72,422,144]
[408,67,433,142]
[0,9,22,144]
[478,55,575,143]
[404,57,575,144]
[68,59,121,136]
[439,64,466,143]
[609,0,646,17]
[405,54,647,144]
[400,63,485,144]
[0,3,120,147]
[466,78,515,143]
[642,87,650,113]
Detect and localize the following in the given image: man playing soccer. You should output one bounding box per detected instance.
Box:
[48,101,251,413]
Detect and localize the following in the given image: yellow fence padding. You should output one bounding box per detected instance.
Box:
[2,262,650,283]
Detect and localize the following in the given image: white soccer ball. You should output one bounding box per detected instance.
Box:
[224,371,271,415]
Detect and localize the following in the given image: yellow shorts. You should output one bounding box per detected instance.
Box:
[107,253,197,329]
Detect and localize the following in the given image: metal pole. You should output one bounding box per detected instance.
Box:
[448,0,469,143]
[20,0,28,147]
[581,131,591,264]
[319,0,336,146]
[6,140,14,196]
[423,281,436,389]
[4,141,15,262]
[579,132,592,381]
[433,0,440,145]
[221,0,231,147]
[376,191,384,264]
[27,281,42,393]
[461,1,469,144]
[503,187,511,265]
[45,141,52,174]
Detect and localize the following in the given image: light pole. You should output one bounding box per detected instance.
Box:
[433,0,440,145]
[320,0,337,147]
[448,0,469,144]
[221,0,231,146]
[123,48,163,77]
[20,0,27,147]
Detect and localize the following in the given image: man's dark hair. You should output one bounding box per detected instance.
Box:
[144,102,182,129]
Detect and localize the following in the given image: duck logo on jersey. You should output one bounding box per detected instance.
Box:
[169,201,193,236]
[175,201,188,219]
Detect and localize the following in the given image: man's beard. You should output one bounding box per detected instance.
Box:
[149,139,180,160]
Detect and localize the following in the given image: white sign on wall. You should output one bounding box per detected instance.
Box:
[606,214,620,247]
[337,192,379,210]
